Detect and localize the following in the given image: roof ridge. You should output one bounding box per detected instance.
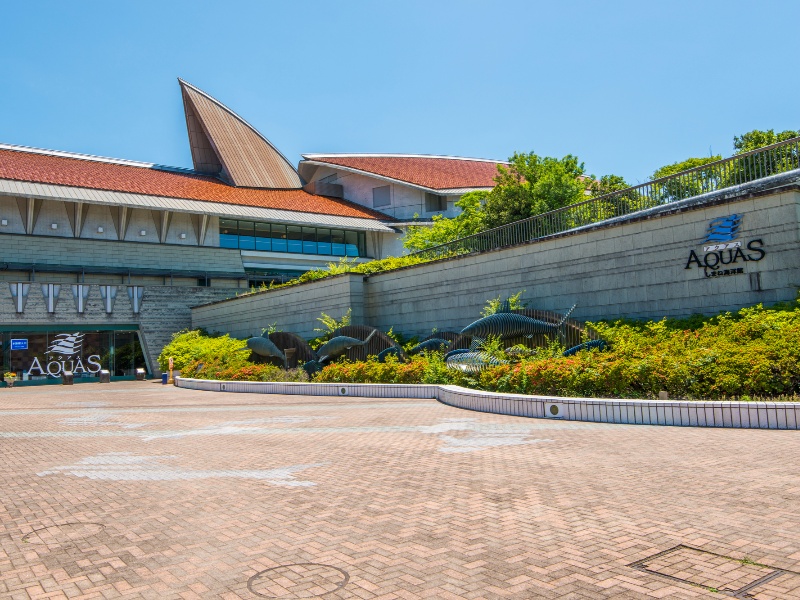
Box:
[301,153,508,164]
[0,142,198,174]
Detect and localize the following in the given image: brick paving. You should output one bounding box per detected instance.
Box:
[0,382,798,599]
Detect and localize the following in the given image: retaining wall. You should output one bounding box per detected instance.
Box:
[192,175,800,338]
[175,378,800,430]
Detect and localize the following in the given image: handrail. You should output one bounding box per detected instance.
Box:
[409,136,800,260]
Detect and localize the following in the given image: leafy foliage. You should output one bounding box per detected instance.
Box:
[481,152,588,229]
[315,301,800,400]
[734,128,798,153]
[480,290,526,317]
[158,330,248,372]
[403,191,487,252]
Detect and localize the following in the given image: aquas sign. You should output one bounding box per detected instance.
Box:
[28,333,102,377]
[685,214,765,278]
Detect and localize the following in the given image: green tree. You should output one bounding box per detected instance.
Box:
[649,155,722,203]
[402,191,487,252]
[481,152,587,229]
[733,128,798,154]
[586,174,641,220]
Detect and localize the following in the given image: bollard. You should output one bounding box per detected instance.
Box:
[284,348,297,369]
[99,369,111,384]
[62,371,74,385]
[135,368,146,381]
[658,390,669,400]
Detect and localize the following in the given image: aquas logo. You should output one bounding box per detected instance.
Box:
[46,333,85,356]
[703,214,741,243]
[29,332,102,377]
[686,214,765,278]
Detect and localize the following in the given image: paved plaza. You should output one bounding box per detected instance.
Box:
[0,383,798,599]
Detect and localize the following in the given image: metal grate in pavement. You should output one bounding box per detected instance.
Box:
[247,563,350,598]
[629,544,800,598]
[21,522,106,547]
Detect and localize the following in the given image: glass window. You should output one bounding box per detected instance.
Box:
[425,193,446,212]
[255,223,271,251]
[317,228,331,255]
[287,225,302,254]
[344,231,359,256]
[271,224,287,252]
[373,185,391,207]
[219,219,239,249]
[358,232,367,256]
[302,227,318,254]
[238,221,255,250]
[331,229,346,256]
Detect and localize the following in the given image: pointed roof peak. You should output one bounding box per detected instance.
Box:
[178,79,301,189]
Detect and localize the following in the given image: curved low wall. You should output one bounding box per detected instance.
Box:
[175,378,800,430]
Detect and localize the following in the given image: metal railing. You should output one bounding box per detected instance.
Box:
[410,136,800,260]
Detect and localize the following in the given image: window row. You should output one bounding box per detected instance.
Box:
[219,220,367,257]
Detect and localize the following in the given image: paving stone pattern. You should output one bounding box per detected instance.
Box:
[0,382,799,599]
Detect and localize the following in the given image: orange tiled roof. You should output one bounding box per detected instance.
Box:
[303,155,505,190]
[0,147,388,220]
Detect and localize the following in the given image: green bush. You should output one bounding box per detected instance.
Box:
[315,302,800,400]
[186,359,308,382]
[158,330,248,372]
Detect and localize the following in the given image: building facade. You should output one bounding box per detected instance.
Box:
[4,80,491,381]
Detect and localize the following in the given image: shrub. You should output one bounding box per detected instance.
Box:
[158,329,248,372]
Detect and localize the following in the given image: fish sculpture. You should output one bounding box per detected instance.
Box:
[302,360,323,376]
[377,346,406,363]
[246,336,286,366]
[317,330,376,363]
[460,304,576,340]
[408,338,451,355]
[444,348,475,360]
[562,339,607,357]
[445,351,506,373]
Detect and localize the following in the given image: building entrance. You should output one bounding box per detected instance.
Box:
[1,327,146,385]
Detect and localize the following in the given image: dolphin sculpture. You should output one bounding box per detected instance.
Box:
[377,346,406,363]
[562,339,607,357]
[408,338,451,355]
[246,336,286,365]
[460,304,577,340]
[445,351,506,373]
[317,329,377,363]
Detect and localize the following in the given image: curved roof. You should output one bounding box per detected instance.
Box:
[299,154,507,192]
[179,79,302,189]
[0,145,389,223]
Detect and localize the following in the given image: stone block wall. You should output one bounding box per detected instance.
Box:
[191,274,364,340]
[191,182,800,341]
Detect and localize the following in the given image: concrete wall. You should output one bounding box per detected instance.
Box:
[191,181,800,340]
[308,167,459,221]
[0,232,245,277]
[0,195,220,248]
[192,273,364,340]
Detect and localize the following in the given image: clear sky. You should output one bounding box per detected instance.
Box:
[1,0,797,184]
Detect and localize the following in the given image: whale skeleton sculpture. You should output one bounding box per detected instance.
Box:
[447,303,579,371]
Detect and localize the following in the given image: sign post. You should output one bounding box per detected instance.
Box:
[167,356,174,385]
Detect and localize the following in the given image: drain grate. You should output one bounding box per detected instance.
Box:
[21,522,106,547]
[629,545,800,598]
[247,563,349,598]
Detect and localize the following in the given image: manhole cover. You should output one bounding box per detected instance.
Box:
[22,522,106,546]
[247,563,349,598]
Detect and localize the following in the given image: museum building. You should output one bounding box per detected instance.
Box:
[0,79,506,382]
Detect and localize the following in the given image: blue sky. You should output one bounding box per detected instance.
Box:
[1,0,797,184]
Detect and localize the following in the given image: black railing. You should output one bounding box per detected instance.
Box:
[411,136,800,260]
